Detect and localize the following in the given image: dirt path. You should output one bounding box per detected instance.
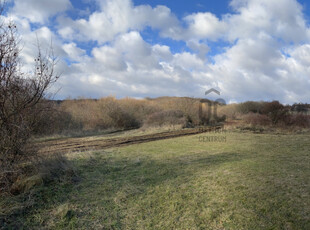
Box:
[34,126,222,154]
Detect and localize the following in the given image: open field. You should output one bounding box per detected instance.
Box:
[1,130,310,229]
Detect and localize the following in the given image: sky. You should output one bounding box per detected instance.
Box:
[2,0,310,104]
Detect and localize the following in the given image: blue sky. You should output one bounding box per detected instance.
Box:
[132,1,231,17]
[3,0,310,103]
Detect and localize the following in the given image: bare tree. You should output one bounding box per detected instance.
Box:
[0,2,59,188]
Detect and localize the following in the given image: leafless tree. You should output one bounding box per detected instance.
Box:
[0,2,59,188]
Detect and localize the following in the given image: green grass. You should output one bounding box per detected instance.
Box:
[1,131,310,229]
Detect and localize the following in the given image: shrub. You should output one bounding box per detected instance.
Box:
[217,114,227,123]
[144,110,186,127]
[283,114,310,128]
[61,99,106,131]
[218,104,240,120]
[0,6,59,191]
[151,97,200,125]
[237,101,265,114]
[108,107,140,129]
[261,101,287,125]
[32,102,83,135]
[174,97,200,125]
[98,97,141,129]
[291,103,309,113]
[117,98,160,125]
[243,113,271,126]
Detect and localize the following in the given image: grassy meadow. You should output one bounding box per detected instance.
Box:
[1,130,309,229]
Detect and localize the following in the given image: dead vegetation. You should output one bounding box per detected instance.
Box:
[37,97,310,138]
[36,96,204,136]
[0,1,74,195]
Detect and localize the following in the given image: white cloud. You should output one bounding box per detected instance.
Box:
[152,45,173,62]
[167,0,310,103]
[159,0,310,44]
[115,31,161,70]
[226,0,310,43]
[4,0,310,103]
[57,0,179,43]
[11,0,71,23]
[51,29,203,98]
[63,43,86,62]
[183,13,227,41]
[187,40,210,60]
[92,45,127,71]
[289,44,310,66]
[172,52,206,71]
[203,36,310,103]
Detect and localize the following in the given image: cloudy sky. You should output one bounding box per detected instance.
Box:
[3,0,310,103]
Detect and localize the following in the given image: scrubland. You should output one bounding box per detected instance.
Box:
[1,97,310,229]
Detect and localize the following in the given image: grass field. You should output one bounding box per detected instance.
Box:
[1,130,310,229]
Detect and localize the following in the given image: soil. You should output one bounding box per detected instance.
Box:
[33,126,223,155]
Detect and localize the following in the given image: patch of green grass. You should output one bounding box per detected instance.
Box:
[1,131,310,229]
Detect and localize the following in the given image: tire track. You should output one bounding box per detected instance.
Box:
[34,126,222,154]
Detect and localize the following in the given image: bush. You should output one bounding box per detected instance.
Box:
[218,104,240,120]
[107,107,140,129]
[0,8,59,191]
[261,101,287,125]
[98,97,141,129]
[291,103,309,113]
[243,113,271,126]
[151,97,200,125]
[61,99,106,131]
[283,114,310,128]
[32,103,83,135]
[144,110,186,127]
[217,114,227,123]
[118,97,161,124]
[173,97,200,125]
[237,101,265,114]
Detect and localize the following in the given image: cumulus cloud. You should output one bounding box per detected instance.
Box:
[183,13,227,41]
[57,0,179,43]
[187,40,210,60]
[4,0,310,103]
[226,0,310,43]
[63,43,86,62]
[51,29,205,99]
[168,0,310,103]
[11,0,72,23]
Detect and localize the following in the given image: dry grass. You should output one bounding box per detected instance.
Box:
[1,131,309,229]
[0,153,77,228]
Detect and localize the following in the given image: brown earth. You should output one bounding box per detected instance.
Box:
[33,126,223,155]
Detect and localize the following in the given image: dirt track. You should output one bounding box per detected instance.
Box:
[34,126,222,155]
